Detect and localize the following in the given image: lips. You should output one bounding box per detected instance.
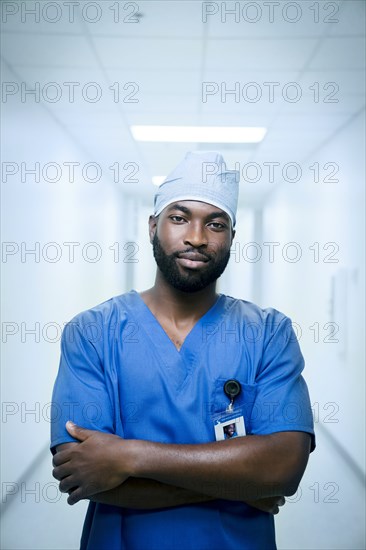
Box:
[177,252,209,262]
[176,251,210,269]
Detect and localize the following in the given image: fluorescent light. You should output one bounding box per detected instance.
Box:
[131,125,267,143]
[152,176,166,186]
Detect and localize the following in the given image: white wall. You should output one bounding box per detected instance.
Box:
[260,112,365,470]
[257,111,365,547]
[1,95,129,547]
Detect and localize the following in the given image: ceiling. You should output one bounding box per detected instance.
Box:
[1,0,365,207]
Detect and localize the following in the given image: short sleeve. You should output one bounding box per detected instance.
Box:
[50,320,115,454]
[251,315,315,451]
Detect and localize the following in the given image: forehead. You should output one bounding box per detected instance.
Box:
[163,200,228,218]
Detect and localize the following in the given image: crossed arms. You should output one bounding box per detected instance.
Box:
[52,421,311,513]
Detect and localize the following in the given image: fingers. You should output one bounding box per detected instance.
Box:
[67,487,84,506]
[52,463,79,494]
[55,472,89,498]
[67,482,101,505]
[56,473,91,496]
[52,451,71,467]
[52,464,73,481]
[59,476,78,494]
[65,421,93,442]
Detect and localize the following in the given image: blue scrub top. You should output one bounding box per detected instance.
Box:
[51,291,315,550]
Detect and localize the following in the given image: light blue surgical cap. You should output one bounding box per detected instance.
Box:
[154,151,239,227]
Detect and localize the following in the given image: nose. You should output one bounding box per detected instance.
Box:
[183,221,208,248]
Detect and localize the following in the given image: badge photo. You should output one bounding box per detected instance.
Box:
[214,415,246,442]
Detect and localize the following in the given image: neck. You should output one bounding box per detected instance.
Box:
[141,270,219,322]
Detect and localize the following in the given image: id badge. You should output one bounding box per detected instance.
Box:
[213,408,246,442]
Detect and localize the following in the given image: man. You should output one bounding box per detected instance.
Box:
[224,423,237,439]
[51,151,315,550]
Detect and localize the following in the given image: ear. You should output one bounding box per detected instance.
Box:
[230,228,236,245]
[148,215,158,244]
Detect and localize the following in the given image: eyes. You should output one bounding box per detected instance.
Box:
[169,215,228,231]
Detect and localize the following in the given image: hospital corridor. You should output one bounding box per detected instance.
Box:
[1,1,365,549]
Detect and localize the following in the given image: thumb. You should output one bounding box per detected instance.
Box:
[66,421,92,441]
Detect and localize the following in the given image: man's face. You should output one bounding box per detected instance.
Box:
[224,423,236,437]
[150,200,235,293]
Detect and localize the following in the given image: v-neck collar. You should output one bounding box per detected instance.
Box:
[122,290,231,392]
[131,289,223,353]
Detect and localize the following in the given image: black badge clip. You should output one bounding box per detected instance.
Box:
[224,379,241,412]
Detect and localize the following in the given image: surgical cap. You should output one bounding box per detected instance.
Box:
[153,151,239,227]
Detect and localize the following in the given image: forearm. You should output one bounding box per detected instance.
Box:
[53,425,309,506]
[129,432,310,501]
[90,478,284,514]
[54,442,212,509]
[90,477,214,509]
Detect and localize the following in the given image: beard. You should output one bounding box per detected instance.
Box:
[152,233,231,293]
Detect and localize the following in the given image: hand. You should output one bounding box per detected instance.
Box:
[245,496,285,515]
[52,422,133,505]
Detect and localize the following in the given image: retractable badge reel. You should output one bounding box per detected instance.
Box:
[224,379,241,412]
[213,379,246,441]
